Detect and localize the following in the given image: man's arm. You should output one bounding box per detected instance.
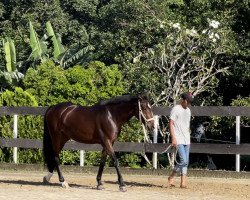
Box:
[169,119,177,147]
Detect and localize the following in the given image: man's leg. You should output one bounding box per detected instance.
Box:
[168,170,176,187]
[180,145,190,188]
[168,145,183,187]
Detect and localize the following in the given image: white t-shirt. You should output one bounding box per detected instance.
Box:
[170,104,191,145]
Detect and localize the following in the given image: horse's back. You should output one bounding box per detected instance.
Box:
[45,102,107,143]
[48,102,74,111]
[46,102,73,118]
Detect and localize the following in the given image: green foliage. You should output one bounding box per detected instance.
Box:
[119,153,141,168]
[231,96,250,106]
[0,71,24,91]
[117,119,146,168]
[122,19,232,105]
[29,21,47,61]
[205,96,250,145]
[118,119,144,142]
[84,151,102,166]
[61,0,99,20]
[231,96,250,127]
[0,87,42,163]
[0,1,89,62]
[45,21,65,59]
[22,60,69,105]
[22,60,124,106]
[60,150,80,165]
[0,38,24,91]
[0,87,38,107]
[59,45,95,68]
[2,37,16,72]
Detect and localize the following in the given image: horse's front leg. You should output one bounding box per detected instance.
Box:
[96,150,107,190]
[110,152,126,192]
[103,140,126,192]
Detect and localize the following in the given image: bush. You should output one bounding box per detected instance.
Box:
[0,87,43,163]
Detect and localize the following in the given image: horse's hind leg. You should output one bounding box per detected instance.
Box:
[43,155,55,184]
[54,155,69,188]
[96,150,107,190]
[54,135,70,188]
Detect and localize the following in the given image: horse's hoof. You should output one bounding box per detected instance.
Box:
[97,184,104,190]
[61,181,69,188]
[119,186,127,192]
[43,176,50,185]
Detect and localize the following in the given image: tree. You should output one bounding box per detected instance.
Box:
[0,0,90,64]
[174,0,250,105]
[123,19,231,106]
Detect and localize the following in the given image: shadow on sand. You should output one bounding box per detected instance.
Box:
[0,178,166,190]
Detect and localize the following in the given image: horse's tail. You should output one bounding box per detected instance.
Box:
[43,107,55,172]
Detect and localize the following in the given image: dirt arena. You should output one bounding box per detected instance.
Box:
[0,166,249,200]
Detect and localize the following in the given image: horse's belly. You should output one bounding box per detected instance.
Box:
[67,130,101,144]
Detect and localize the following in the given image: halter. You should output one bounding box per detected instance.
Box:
[138,100,154,123]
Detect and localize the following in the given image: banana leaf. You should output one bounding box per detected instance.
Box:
[59,45,94,68]
[29,21,47,60]
[46,21,65,58]
[3,38,16,72]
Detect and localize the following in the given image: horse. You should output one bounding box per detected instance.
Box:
[42,94,155,192]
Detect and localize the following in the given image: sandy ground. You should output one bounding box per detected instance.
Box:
[0,170,249,200]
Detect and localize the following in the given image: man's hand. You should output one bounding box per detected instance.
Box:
[171,138,177,148]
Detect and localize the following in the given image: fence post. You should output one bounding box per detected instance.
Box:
[236,116,240,172]
[13,114,18,164]
[80,150,85,166]
[152,115,159,169]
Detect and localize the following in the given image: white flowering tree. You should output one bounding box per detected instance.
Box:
[130,19,231,106]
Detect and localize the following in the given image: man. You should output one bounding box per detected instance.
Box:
[168,92,194,188]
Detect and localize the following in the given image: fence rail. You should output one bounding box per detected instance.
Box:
[1,106,250,116]
[1,138,250,155]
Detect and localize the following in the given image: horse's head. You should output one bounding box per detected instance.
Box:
[137,94,155,130]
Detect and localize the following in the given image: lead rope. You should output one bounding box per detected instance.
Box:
[138,123,152,166]
[159,116,177,169]
[139,110,177,168]
[138,100,152,143]
[164,128,175,169]
[168,147,176,169]
[138,102,178,168]
[138,100,153,166]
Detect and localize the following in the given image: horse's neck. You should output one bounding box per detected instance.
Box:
[108,103,136,124]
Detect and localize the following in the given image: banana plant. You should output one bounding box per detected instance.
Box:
[45,21,65,59]
[2,37,16,72]
[29,21,47,61]
[45,21,94,68]
[1,38,24,90]
[59,45,95,68]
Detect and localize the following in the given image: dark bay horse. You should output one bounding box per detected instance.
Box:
[43,94,154,191]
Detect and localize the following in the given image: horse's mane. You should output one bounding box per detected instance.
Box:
[98,95,138,106]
